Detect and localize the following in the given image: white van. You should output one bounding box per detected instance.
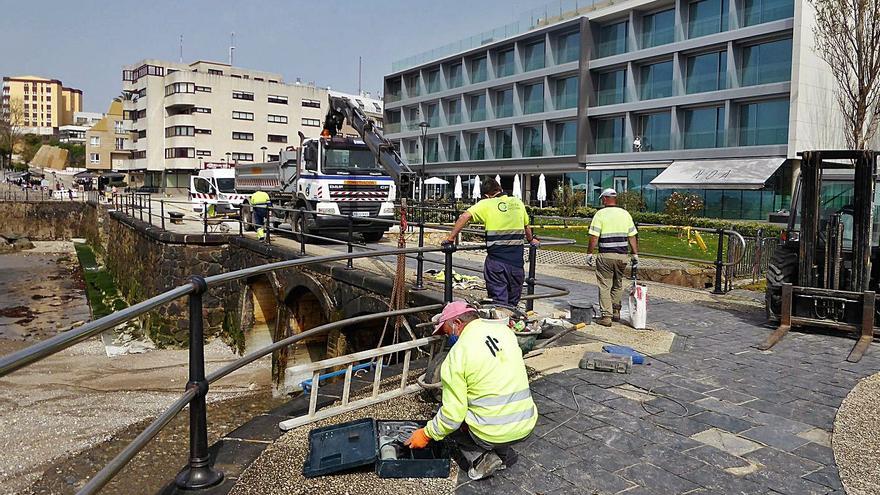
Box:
[189,168,248,213]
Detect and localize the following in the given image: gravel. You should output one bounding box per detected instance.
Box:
[833,371,880,495]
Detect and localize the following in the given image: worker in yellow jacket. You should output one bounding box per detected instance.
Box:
[405,301,536,480]
[250,190,271,241]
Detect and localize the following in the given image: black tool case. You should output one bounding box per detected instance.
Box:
[302,418,450,479]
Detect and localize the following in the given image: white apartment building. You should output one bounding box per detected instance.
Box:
[120,59,331,190]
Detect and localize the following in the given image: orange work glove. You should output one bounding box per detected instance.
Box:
[404,428,431,449]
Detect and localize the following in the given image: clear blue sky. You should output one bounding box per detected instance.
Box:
[0,0,547,112]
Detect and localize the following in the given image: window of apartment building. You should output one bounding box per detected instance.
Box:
[554,76,579,109]
[301,98,322,108]
[405,73,421,97]
[233,131,254,141]
[385,110,401,133]
[683,105,726,148]
[355,99,365,108]
[406,107,420,130]
[743,0,793,26]
[46,95,52,101]
[268,80,279,84]
[553,121,577,155]
[597,69,626,106]
[193,107,211,114]
[494,88,514,118]
[268,134,288,143]
[523,82,545,114]
[446,135,461,161]
[133,150,146,159]
[254,77,264,82]
[165,147,195,158]
[373,102,382,113]
[196,150,211,157]
[739,98,789,146]
[468,94,486,122]
[89,153,99,164]
[425,103,440,127]
[387,79,402,101]
[642,9,675,49]
[496,48,516,77]
[523,39,546,71]
[446,99,462,125]
[266,95,288,104]
[686,50,727,93]
[195,128,211,134]
[597,21,628,58]
[470,56,488,83]
[232,90,255,100]
[165,82,195,96]
[195,86,211,93]
[90,136,100,146]
[208,69,223,75]
[115,138,125,150]
[267,154,280,161]
[521,125,544,157]
[302,118,320,126]
[688,0,728,38]
[447,63,463,88]
[233,111,255,120]
[136,130,147,139]
[556,30,581,64]
[638,111,672,151]
[230,74,242,79]
[640,60,674,100]
[427,68,442,93]
[741,38,792,86]
[595,116,626,153]
[425,137,439,162]
[231,152,254,162]
[467,132,485,160]
[114,121,125,134]
[165,126,195,137]
[495,128,513,158]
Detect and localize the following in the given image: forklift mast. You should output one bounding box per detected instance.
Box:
[322,96,415,199]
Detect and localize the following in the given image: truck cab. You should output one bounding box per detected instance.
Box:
[189,168,247,213]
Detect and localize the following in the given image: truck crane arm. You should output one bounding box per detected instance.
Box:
[323,96,415,198]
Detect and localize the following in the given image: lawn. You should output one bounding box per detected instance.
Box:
[534,226,721,263]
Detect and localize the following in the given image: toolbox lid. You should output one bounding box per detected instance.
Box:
[302,418,378,478]
[603,345,645,364]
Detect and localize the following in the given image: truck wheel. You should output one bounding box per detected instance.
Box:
[765,243,798,322]
[291,209,309,243]
[362,231,385,243]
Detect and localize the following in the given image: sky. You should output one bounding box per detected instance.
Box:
[0,0,548,113]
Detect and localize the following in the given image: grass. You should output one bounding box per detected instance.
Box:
[73,242,129,319]
[534,226,722,263]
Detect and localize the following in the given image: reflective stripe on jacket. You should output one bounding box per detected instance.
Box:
[467,195,530,266]
[425,318,537,444]
[588,206,637,254]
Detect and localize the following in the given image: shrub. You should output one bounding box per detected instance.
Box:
[616,190,646,214]
[553,184,586,218]
[664,192,704,225]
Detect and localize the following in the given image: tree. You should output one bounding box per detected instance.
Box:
[0,97,25,170]
[553,183,586,217]
[812,0,880,149]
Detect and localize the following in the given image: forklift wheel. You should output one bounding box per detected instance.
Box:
[765,243,798,321]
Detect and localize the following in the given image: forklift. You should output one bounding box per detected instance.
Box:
[763,150,880,362]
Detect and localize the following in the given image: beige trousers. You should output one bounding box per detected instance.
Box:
[596,252,630,317]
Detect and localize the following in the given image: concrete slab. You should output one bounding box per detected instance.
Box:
[690,428,764,456]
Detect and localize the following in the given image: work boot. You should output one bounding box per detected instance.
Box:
[612,304,622,322]
[468,451,504,480]
[597,316,613,327]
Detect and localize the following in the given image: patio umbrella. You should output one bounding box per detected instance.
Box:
[494,174,502,187]
[423,177,448,185]
[454,176,463,199]
[512,174,522,200]
[472,175,481,200]
[537,174,547,208]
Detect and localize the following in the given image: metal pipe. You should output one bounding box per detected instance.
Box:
[203,204,208,235]
[346,212,354,270]
[414,219,425,290]
[299,207,306,256]
[713,227,724,294]
[264,206,271,244]
[443,242,454,303]
[526,243,537,311]
[161,200,165,230]
[148,196,153,226]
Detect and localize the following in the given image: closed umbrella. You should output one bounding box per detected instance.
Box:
[495,174,502,188]
[512,174,522,200]
[454,175,463,199]
[537,174,547,208]
[472,175,481,200]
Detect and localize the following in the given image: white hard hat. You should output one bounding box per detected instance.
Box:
[600,188,617,198]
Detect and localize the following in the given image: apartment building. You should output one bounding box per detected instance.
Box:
[1,75,83,135]
[85,101,131,171]
[59,111,105,143]
[120,59,330,190]
[384,0,841,219]
[329,90,384,136]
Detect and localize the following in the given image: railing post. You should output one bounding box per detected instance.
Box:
[203,204,208,235]
[414,218,425,290]
[526,243,537,312]
[442,241,455,303]
[238,205,244,236]
[160,200,166,230]
[346,212,354,270]
[713,228,725,294]
[264,206,271,244]
[299,207,306,256]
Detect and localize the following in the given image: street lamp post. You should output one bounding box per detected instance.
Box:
[225,152,231,168]
[260,146,268,162]
[418,121,429,203]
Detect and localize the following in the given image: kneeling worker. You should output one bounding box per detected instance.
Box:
[405,301,537,480]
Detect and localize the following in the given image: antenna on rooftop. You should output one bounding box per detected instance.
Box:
[179,34,184,63]
[229,32,236,66]
[358,56,362,94]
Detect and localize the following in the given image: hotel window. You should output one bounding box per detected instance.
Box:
[739,98,789,146]
[554,76,579,109]
[115,138,125,150]
[446,99,462,125]
[427,68,442,93]
[556,31,580,64]
[195,86,211,93]
[495,128,513,158]
[232,131,254,140]
[268,134,288,143]
[470,56,488,83]
[640,60,674,100]
[232,90,254,100]
[164,82,195,96]
[447,63,463,88]
[495,88,513,118]
[231,152,254,162]
[496,48,515,77]
[426,137,439,163]
[553,121,577,155]
[686,50,728,93]
[642,9,675,48]
[425,103,440,127]
[637,111,672,151]
[165,147,195,158]
[741,38,792,86]
[469,94,486,122]
[90,136,100,146]
[597,69,626,106]
[522,125,544,157]
[597,21,628,58]
[743,0,794,26]
[467,132,485,160]
[595,116,626,153]
[523,82,545,114]
[233,111,255,120]
[114,121,125,134]
[405,73,421,97]
[446,135,461,161]
[302,118,320,126]
[89,153,99,164]
[688,0,728,38]
[523,40,546,71]
[683,106,726,148]
[301,98,320,108]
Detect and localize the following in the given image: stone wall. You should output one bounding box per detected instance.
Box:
[0,201,91,240]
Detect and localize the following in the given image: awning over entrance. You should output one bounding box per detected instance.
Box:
[649,158,786,190]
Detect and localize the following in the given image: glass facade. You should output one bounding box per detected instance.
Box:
[495,128,513,158]
[497,48,515,77]
[447,63,463,88]
[523,40,546,71]
[638,111,671,151]
[495,88,513,118]
[743,0,794,26]
[597,21,628,58]
[425,103,439,127]
[523,82,545,114]
[470,93,486,121]
[427,69,441,93]
[739,98,790,146]
[426,137,438,162]
[470,56,488,83]
[522,125,544,157]
[741,38,792,86]
[640,60,674,100]
[468,132,485,160]
[688,0,728,38]
[686,50,727,93]
[447,99,462,125]
[557,31,581,64]
[446,135,461,161]
[406,73,420,97]
[642,9,675,49]
[597,69,626,106]
[596,116,626,153]
[554,121,577,155]
[683,106,726,148]
[555,76,579,109]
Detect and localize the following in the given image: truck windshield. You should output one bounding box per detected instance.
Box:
[216,178,236,193]
[323,148,383,174]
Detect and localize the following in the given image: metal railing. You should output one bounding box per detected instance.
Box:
[0,198,571,494]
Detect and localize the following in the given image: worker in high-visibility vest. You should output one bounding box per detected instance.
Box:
[405,301,536,480]
[250,190,271,241]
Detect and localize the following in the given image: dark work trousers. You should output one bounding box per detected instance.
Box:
[484,256,525,306]
[253,204,268,230]
[446,425,525,469]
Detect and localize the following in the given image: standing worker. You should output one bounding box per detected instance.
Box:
[444,177,539,307]
[249,190,271,241]
[586,188,639,326]
[405,301,537,480]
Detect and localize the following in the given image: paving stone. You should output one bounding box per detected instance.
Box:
[796,428,832,448]
[554,464,636,494]
[616,463,699,495]
[578,383,631,403]
[585,425,651,453]
[648,415,712,437]
[603,397,655,418]
[791,442,835,466]
[743,467,832,495]
[802,466,843,491]
[592,408,647,433]
[649,384,708,403]
[457,471,531,495]
[224,414,286,442]
[521,438,580,471]
[690,428,763,456]
[682,445,751,470]
[540,424,595,449]
[499,456,571,494]
[705,387,758,405]
[637,444,707,477]
[739,426,811,452]
[743,447,824,477]
[679,465,766,494]
[568,440,641,473]
[689,411,756,434]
